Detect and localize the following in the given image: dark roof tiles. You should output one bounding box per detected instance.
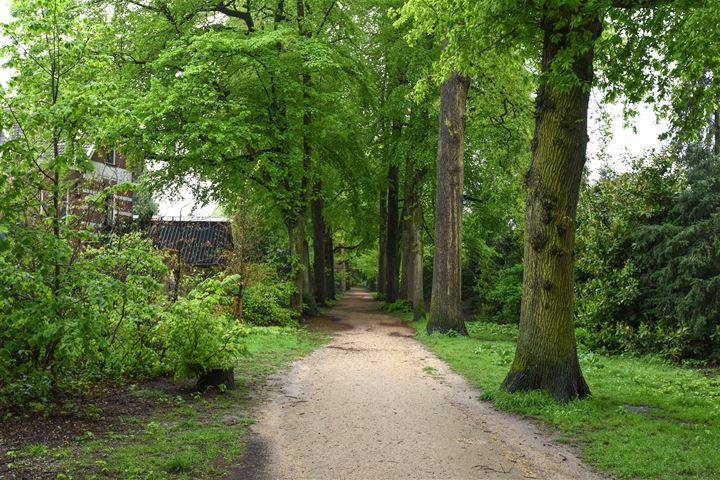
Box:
[148,220,233,267]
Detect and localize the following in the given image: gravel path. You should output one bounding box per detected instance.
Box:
[235,288,606,480]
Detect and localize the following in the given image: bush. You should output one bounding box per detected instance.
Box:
[163,274,246,380]
[243,280,296,327]
[0,230,170,408]
[380,299,412,313]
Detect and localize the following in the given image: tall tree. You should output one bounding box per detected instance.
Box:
[400,0,717,400]
[427,72,470,335]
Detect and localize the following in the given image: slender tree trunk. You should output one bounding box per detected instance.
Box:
[338,248,347,292]
[325,230,336,299]
[502,16,599,402]
[286,217,305,311]
[385,163,400,302]
[311,182,327,306]
[302,234,318,314]
[408,186,425,321]
[713,109,719,155]
[399,180,412,300]
[378,193,387,295]
[427,72,470,335]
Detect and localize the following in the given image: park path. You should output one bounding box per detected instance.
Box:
[234,288,606,480]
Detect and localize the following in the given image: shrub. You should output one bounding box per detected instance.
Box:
[243,280,296,327]
[0,230,170,408]
[163,274,247,380]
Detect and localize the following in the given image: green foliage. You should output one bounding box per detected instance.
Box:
[380,299,412,313]
[576,146,720,362]
[0,230,170,408]
[164,275,246,380]
[243,280,296,327]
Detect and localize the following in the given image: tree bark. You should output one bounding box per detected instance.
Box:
[385,163,400,302]
[427,72,470,335]
[311,182,327,306]
[411,203,425,321]
[408,185,425,321]
[378,193,387,295]
[197,368,235,391]
[399,180,412,300]
[338,249,347,292]
[502,15,598,402]
[303,234,318,314]
[713,109,719,155]
[286,217,305,311]
[325,230,336,299]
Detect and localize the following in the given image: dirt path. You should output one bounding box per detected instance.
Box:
[235,289,606,480]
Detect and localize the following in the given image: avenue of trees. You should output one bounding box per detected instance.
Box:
[1,0,719,407]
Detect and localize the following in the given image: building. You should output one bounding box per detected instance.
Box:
[69,147,135,228]
[147,217,233,268]
[0,125,136,229]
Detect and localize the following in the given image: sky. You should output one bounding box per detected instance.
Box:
[0,0,668,216]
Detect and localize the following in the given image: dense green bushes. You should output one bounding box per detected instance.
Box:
[0,230,171,407]
[243,280,296,327]
[0,223,297,409]
[575,146,720,362]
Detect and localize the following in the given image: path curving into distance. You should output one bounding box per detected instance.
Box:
[233,288,606,480]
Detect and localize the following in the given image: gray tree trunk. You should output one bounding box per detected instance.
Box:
[427,72,470,335]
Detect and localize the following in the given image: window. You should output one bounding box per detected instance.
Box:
[104,149,116,166]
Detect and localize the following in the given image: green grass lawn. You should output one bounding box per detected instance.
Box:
[411,318,720,480]
[4,326,328,480]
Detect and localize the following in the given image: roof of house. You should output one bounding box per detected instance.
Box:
[148,219,233,267]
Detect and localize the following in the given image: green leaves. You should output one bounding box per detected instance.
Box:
[163,274,247,380]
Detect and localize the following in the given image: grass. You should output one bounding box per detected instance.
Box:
[5,326,328,480]
[409,317,720,480]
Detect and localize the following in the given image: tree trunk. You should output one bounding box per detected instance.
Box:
[409,191,425,321]
[338,251,347,292]
[302,234,318,314]
[234,284,244,322]
[385,163,400,302]
[502,16,599,402]
[197,368,235,391]
[325,230,336,299]
[713,109,719,155]
[311,182,327,306]
[378,193,387,296]
[399,180,412,300]
[427,72,470,335]
[286,217,305,311]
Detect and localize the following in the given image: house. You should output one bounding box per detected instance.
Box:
[68,147,135,228]
[0,125,136,229]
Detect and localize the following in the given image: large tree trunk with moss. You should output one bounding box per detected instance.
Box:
[312,183,327,306]
[502,16,599,402]
[385,163,400,302]
[427,72,470,335]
